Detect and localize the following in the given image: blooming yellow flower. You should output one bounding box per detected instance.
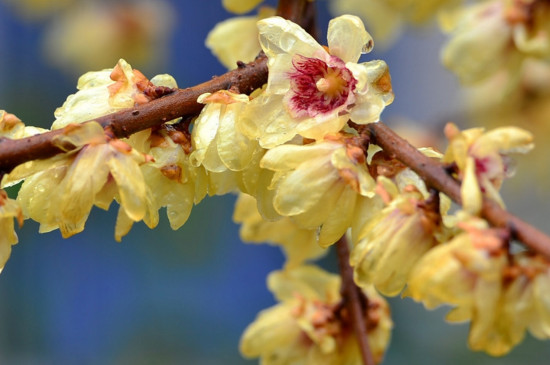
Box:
[0,111,25,139]
[240,265,392,364]
[190,90,260,172]
[52,59,163,129]
[465,58,550,179]
[241,15,393,148]
[140,127,207,231]
[233,193,326,268]
[440,0,550,85]
[11,122,156,240]
[350,178,441,296]
[443,122,533,214]
[42,1,175,74]
[405,215,525,355]
[206,7,275,69]
[260,134,376,247]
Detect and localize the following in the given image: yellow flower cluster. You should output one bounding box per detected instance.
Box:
[406,215,550,355]
[240,266,392,365]
[1,8,547,361]
[2,60,204,242]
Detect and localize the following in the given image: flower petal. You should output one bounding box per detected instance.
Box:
[327,15,373,63]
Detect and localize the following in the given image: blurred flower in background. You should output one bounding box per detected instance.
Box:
[2,0,175,75]
[1,0,75,19]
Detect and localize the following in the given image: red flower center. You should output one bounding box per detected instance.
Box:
[286,54,357,118]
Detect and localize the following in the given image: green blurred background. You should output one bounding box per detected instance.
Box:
[0,0,549,364]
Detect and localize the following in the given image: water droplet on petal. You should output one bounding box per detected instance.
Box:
[361,39,374,54]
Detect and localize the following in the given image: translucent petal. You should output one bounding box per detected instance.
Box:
[59,145,110,232]
[261,142,339,171]
[114,207,134,242]
[107,151,147,221]
[239,304,301,358]
[0,219,15,269]
[461,157,482,215]
[473,127,534,156]
[267,266,340,302]
[222,0,262,14]
[291,182,344,229]
[327,15,373,63]
[217,105,257,171]
[273,157,339,216]
[317,187,356,247]
[257,16,325,59]
[206,15,261,69]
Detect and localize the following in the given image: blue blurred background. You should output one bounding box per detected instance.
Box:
[1,0,549,364]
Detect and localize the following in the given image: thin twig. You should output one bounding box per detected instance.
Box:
[0,0,312,176]
[0,57,267,174]
[367,121,550,259]
[336,236,375,365]
[276,0,308,25]
[0,0,549,261]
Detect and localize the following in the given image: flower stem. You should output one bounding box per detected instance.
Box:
[336,235,376,365]
[367,121,550,259]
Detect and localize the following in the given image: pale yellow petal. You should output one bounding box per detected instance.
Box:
[206,16,261,69]
[223,0,263,14]
[107,151,147,221]
[461,157,482,215]
[327,15,373,63]
[257,16,325,59]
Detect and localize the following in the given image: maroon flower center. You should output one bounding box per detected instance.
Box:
[286,54,357,118]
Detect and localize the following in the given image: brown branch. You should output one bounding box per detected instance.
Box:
[0,0,548,262]
[0,57,268,175]
[0,0,313,176]
[336,235,375,365]
[276,0,308,25]
[367,121,550,260]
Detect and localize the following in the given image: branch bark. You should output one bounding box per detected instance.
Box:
[336,236,375,365]
[0,0,549,261]
[367,121,550,260]
[0,57,267,174]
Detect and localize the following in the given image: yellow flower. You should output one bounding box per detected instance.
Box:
[222,0,263,14]
[440,0,550,85]
[190,90,260,173]
[260,134,376,247]
[330,0,460,46]
[0,189,23,274]
[11,123,156,240]
[443,122,533,214]
[466,58,550,179]
[405,215,533,355]
[0,111,25,139]
[52,59,166,129]
[350,178,441,296]
[241,15,393,148]
[141,127,207,231]
[233,193,326,269]
[512,254,550,341]
[0,110,47,144]
[206,7,275,69]
[240,265,392,364]
[42,1,175,74]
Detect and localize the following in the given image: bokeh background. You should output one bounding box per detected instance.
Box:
[0,0,549,364]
